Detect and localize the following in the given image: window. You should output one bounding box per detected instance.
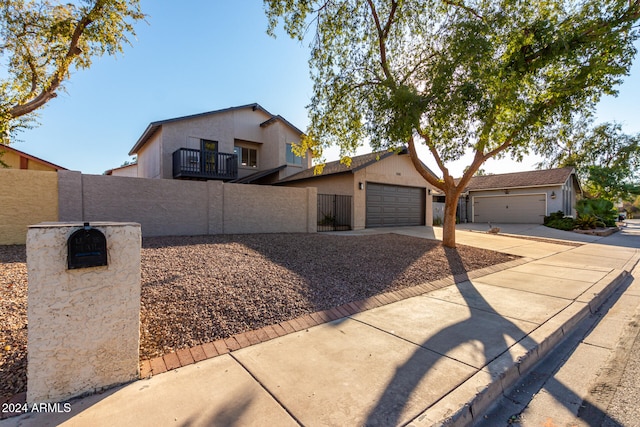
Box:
[286,143,302,165]
[235,146,257,168]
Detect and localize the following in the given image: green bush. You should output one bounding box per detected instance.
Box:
[574,214,603,230]
[576,199,617,227]
[545,217,576,231]
[544,210,566,225]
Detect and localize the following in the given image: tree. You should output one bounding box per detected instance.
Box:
[0,0,145,141]
[537,118,640,201]
[265,0,640,247]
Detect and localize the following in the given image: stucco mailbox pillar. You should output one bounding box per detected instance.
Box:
[26,222,141,403]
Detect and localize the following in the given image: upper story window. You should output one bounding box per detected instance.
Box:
[286,143,303,165]
[234,146,258,168]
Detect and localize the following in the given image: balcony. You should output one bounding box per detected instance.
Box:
[173,148,238,180]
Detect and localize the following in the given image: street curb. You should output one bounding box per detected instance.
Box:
[415,268,631,427]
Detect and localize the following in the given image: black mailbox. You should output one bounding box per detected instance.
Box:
[67,223,108,269]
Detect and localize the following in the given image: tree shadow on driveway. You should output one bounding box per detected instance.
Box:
[364,247,615,426]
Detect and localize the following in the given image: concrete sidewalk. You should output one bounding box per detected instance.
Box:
[4,224,640,427]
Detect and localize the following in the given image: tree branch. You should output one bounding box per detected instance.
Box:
[366,0,397,84]
[407,135,445,191]
[8,0,108,119]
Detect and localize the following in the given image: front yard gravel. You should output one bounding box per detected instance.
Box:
[1,233,518,401]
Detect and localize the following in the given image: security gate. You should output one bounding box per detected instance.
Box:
[317,194,352,232]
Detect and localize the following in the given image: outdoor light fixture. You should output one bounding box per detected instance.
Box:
[551,191,556,199]
[359,182,364,190]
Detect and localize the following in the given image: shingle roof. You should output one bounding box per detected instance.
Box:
[460,167,576,191]
[277,150,396,183]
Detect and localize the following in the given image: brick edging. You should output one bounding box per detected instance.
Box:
[140,257,531,379]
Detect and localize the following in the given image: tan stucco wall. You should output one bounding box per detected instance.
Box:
[0,149,58,171]
[284,173,355,196]
[109,163,138,177]
[136,108,308,181]
[223,184,316,233]
[137,130,162,179]
[57,173,317,236]
[0,169,58,244]
[281,154,434,230]
[27,223,141,403]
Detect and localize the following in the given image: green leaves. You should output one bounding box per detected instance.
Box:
[537,118,640,201]
[0,0,145,140]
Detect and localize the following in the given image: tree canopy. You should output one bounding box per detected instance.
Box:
[265,0,640,247]
[537,118,640,201]
[0,0,144,141]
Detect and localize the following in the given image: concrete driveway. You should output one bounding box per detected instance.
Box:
[454,222,604,243]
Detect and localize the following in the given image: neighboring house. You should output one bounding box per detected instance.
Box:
[105,163,138,177]
[112,103,310,184]
[450,167,582,224]
[0,144,67,171]
[278,149,435,230]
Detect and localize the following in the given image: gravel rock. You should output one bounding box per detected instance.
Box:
[0,233,517,400]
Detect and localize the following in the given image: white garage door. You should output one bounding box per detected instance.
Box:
[366,183,425,227]
[473,194,546,224]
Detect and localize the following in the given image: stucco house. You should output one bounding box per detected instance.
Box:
[0,144,67,171]
[278,149,435,230]
[112,103,310,184]
[444,167,582,224]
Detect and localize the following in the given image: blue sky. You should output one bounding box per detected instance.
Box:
[10,1,640,177]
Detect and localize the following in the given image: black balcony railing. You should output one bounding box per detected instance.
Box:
[172,148,238,180]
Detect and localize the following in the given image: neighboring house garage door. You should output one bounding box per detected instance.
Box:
[473,194,546,224]
[366,183,425,227]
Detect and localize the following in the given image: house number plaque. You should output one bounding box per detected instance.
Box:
[67,223,108,269]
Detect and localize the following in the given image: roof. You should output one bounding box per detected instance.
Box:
[460,167,579,191]
[128,103,305,155]
[277,148,438,184]
[277,151,394,183]
[230,164,286,184]
[0,144,67,170]
[104,163,137,175]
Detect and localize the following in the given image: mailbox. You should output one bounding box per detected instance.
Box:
[67,223,108,269]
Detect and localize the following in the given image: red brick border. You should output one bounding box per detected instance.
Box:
[137,257,530,380]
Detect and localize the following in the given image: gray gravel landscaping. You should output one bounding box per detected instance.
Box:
[1,233,518,401]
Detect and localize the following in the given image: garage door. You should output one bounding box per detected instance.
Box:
[473,194,546,224]
[366,183,425,227]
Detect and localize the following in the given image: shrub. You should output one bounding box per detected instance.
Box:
[544,210,566,225]
[545,217,576,231]
[576,199,617,227]
[574,214,602,230]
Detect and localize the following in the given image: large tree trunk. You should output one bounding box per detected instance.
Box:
[442,190,460,248]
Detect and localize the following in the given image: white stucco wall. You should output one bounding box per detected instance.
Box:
[26,222,141,403]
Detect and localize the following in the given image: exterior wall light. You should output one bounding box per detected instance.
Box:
[359,182,364,190]
[551,191,556,199]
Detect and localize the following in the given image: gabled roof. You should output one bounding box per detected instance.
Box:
[277,148,437,184]
[0,144,67,170]
[460,167,579,191]
[128,103,305,155]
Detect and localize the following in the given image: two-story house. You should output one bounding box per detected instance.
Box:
[113,103,310,184]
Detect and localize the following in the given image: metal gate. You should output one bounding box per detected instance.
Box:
[317,194,352,232]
